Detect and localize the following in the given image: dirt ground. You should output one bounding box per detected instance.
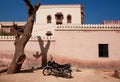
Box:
[0,68,120,82]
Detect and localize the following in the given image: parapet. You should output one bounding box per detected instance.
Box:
[55,24,120,31]
[0,36,55,41]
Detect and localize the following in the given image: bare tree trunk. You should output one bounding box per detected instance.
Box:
[7,0,41,74]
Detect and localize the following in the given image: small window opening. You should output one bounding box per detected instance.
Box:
[67,14,72,23]
[98,44,109,57]
[47,15,52,23]
[55,12,63,25]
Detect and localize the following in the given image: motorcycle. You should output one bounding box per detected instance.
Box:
[42,56,72,78]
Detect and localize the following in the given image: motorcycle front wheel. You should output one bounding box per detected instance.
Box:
[43,67,52,76]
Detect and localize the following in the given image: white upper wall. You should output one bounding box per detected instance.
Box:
[36,4,83,24]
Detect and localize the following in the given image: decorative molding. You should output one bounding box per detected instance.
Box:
[0,36,55,41]
[55,24,120,31]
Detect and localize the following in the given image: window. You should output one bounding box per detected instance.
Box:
[47,15,52,23]
[55,12,63,25]
[98,44,109,57]
[67,14,72,23]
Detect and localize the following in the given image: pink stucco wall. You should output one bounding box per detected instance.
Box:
[53,29,120,68]
[0,29,120,68]
[55,30,120,61]
[0,37,55,67]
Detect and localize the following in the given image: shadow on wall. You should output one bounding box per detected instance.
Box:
[33,36,50,67]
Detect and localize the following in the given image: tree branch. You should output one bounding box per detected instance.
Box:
[24,0,33,14]
[33,2,41,13]
[24,0,41,16]
[24,0,33,9]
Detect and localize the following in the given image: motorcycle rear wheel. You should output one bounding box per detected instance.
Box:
[64,70,72,78]
[66,72,71,78]
[43,67,52,76]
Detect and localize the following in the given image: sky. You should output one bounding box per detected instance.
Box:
[0,0,120,24]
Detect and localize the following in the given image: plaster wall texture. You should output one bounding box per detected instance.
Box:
[36,5,82,24]
[55,30,120,62]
